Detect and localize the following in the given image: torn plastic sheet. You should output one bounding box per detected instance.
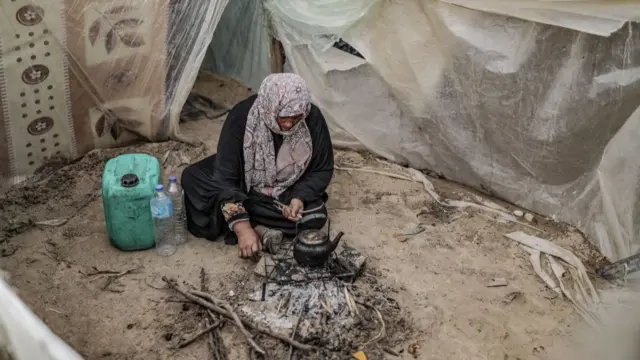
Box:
[269,0,640,261]
[264,0,383,51]
[203,0,271,91]
[442,0,640,36]
[0,277,83,360]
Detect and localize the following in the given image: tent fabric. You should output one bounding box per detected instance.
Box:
[266,0,640,261]
[0,276,83,360]
[201,0,271,91]
[442,0,640,36]
[0,0,228,185]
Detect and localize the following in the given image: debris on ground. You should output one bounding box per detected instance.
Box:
[254,255,276,277]
[82,266,141,293]
[503,291,523,305]
[487,278,508,287]
[160,240,410,360]
[393,223,426,242]
[0,130,608,360]
[337,246,368,275]
[408,342,421,358]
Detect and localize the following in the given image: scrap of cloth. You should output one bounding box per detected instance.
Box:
[244,73,313,199]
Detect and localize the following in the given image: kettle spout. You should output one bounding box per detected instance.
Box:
[329,231,345,253]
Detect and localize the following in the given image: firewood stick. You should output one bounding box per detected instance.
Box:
[177,321,221,349]
[208,310,228,360]
[219,301,265,355]
[204,316,216,360]
[191,290,319,351]
[288,304,305,360]
[356,301,386,347]
[161,277,316,351]
[164,277,263,354]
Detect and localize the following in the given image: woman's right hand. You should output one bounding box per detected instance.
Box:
[233,222,261,259]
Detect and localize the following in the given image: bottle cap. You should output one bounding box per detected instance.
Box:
[169,176,177,182]
[155,185,164,191]
[120,173,139,188]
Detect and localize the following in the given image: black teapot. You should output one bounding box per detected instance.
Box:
[293,214,344,267]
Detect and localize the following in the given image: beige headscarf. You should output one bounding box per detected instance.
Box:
[243,73,313,198]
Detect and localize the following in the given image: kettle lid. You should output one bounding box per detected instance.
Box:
[297,229,328,245]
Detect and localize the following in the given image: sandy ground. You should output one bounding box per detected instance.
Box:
[0,73,608,360]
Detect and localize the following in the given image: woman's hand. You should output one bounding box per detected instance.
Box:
[233,222,261,259]
[282,199,304,222]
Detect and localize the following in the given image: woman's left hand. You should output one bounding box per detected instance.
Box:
[283,199,304,221]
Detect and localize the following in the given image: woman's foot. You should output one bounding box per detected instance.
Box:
[254,225,284,254]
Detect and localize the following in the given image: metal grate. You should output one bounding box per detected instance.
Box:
[260,239,355,300]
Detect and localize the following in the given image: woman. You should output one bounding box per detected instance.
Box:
[181,73,334,259]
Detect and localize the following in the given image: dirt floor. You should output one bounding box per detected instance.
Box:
[0,73,608,360]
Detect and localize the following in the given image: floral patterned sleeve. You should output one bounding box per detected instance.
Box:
[221,201,249,230]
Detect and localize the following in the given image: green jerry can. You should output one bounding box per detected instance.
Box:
[101,154,161,251]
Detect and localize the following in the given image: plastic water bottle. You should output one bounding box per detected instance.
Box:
[167,176,186,245]
[150,185,176,256]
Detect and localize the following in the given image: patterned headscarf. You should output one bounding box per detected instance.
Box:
[243,73,313,198]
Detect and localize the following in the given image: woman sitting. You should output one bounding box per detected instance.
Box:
[181,73,334,259]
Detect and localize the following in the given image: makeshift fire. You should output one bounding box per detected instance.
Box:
[161,233,410,359]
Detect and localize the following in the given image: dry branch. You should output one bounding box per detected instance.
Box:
[177,321,221,349]
[357,301,386,347]
[161,277,316,351]
[101,268,139,291]
[219,301,265,355]
[208,310,228,360]
[288,304,305,360]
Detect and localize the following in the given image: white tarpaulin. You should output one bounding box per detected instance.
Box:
[443,0,640,36]
[266,0,640,261]
[202,0,271,91]
[0,277,82,359]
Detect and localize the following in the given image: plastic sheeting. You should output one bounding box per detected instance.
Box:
[0,0,228,185]
[0,276,82,360]
[267,0,640,261]
[443,0,640,36]
[201,0,271,91]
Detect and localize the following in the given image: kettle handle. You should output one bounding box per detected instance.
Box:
[295,213,328,235]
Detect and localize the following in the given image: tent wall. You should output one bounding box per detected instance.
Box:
[0,276,82,360]
[201,0,272,92]
[0,0,228,185]
[267,0,640,261]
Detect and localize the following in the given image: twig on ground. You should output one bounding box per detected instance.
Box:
[144,278,166,290]
[35,190,101,228]
[160,277,316,351]
[344,288,359,317]
[88,267,140,292]
[288,302,306,360]
[219,300,265,355]
[319,298,332,315]
[357,301,386,347]
[83,266,122,276]
[200,268,228,360]
[205,316,216,359]
[176,321,222,349]
[208,310,228,360]
[383,347,400,357]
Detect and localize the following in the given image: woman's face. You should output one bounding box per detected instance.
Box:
[276,114,304,131]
